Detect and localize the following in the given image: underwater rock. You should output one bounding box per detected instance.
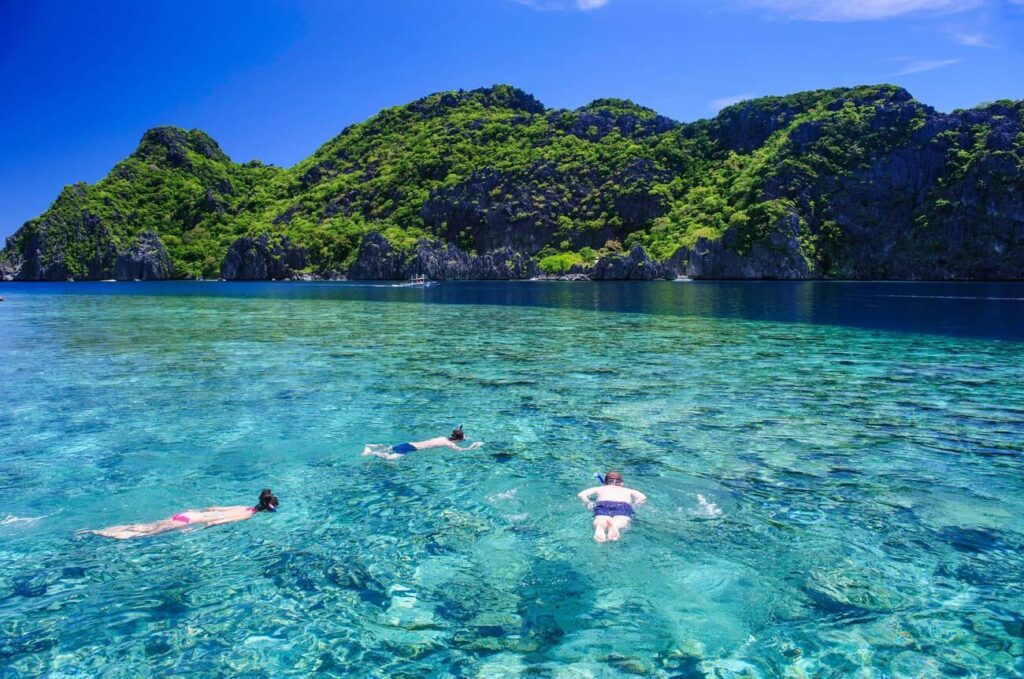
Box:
[889,651,942,677]
[803,566,911,614]
[697,658,765,678]
[381,584,441,631]
[264,550,388,607]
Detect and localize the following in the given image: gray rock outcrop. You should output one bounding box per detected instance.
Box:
[115,232,173,280]
[348,232,676,281]
[592,245,676,280]
[220,234,308,280]
[347,232,539,280]
[672,213,815,279]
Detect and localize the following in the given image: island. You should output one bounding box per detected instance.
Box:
[2,84,1021,282]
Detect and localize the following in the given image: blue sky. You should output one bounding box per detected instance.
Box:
[1,0,1022,241]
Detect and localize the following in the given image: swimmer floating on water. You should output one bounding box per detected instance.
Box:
[88,489,279,539]
[362,425,482,460]
[577,471,646,542]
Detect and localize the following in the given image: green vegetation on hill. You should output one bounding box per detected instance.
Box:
[4,84,1022,280]
[7,128,283,279]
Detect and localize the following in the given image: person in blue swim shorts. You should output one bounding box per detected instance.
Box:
[577,471,647,542]
[362,425,483,460]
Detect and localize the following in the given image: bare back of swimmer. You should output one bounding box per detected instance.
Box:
[577,471,646,542]
[89,489,279,539]
[363,425,482,460]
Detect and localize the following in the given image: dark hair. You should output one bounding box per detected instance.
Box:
[449,425,465,441]
[256,488,279,512]
[605,471,623,485]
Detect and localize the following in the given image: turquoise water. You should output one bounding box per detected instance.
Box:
[0,281,1022,677]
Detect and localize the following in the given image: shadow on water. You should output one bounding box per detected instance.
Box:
[2,279,1023,341]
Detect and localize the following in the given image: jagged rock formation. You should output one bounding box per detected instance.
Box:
[2,84,1022,281]
[672,215,814,279]
[114,232,173,280]
[1,238,22,281]
[348,232,539,280]
[347,232,680,281]
[592,245,676,280]
[220,235,308,280]
[0,205,175,281]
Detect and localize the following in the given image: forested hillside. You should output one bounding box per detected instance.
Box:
[3,84,1021,281]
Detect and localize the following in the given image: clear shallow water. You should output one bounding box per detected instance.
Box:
[0,281,1022,677]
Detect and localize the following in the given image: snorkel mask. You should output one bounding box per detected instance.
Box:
[258,489,279,512]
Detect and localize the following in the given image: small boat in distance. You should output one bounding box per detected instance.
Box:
[396,275,436,287]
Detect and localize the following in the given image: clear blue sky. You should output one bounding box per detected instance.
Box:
[2,0,1022,241]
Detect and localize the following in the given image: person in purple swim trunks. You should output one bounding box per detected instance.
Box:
[362,425,482,460]
[88,489,278,539]
[577,471,647,542]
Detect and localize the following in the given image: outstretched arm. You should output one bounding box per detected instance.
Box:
[448,441,482,450]
[577,487,600,508]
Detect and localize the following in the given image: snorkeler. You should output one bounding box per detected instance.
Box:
[362,425,483,460]
[88,489,279,539]
[577,471,646,542]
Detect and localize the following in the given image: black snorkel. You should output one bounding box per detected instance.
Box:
[450,424,465,441]
[257,489,279,512]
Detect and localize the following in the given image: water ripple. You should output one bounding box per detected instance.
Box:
[0,284,1021,675]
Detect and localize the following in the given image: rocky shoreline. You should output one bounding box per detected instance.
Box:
[2,230,686,282]
[3,227,1022,282]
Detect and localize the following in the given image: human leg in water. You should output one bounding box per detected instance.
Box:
[89,519,184,540]
[362,444,403,460]
[607,516,632,541]
[592,516,613,542]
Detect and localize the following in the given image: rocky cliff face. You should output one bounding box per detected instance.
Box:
[592,245,676,280]
[820,103,1024,280]
[115,232,173,280]
[419,158,673,256]
[0,202,175,281]
[347,232,679,281]
[348,232,539,280]
[672,214,814,279]
[0,242,19,281]
[663,89,1023,281]
[8,198,115,281]
[220,235,308,280]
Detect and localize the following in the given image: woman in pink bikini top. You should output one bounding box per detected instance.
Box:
[89,489,279,540]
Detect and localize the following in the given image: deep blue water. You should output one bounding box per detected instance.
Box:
[0,281,1021,677]
[5,280,1023,340]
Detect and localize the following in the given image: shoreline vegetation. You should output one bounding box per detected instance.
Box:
[9,276,1024,284]
[2,84,1022,283]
